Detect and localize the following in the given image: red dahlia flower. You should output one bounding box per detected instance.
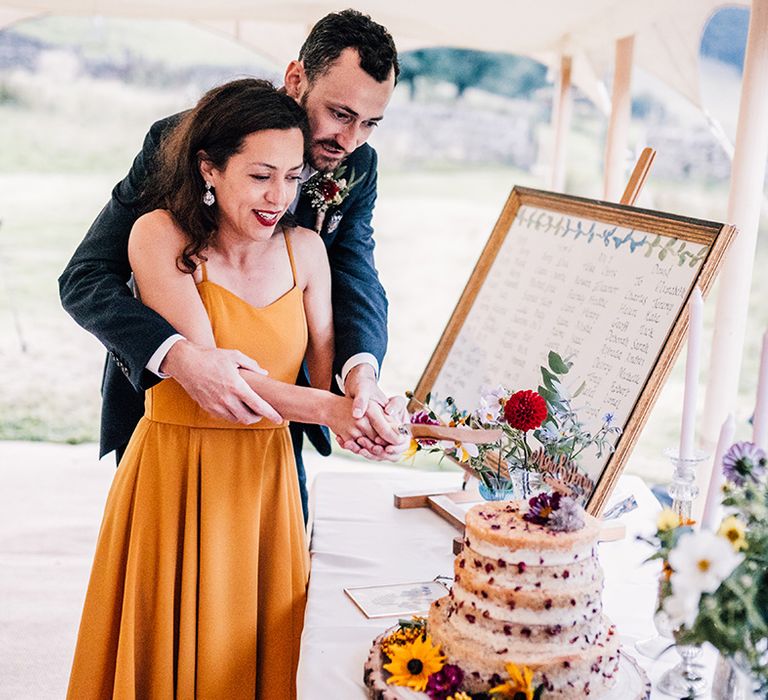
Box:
[319,178,341,200]
[503,390,548,432]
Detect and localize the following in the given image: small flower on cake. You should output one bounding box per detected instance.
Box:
[424,663,464,700]
[522,492,584,532]
[383,634,445,692]
[489,661,542,699]
[380,617,427,658]
[548,496,585,532]
[721,441,766,486]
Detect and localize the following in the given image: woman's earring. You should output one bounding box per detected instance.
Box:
[202,182,215,206]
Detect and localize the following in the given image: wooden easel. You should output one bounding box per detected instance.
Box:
[394,148,657,542]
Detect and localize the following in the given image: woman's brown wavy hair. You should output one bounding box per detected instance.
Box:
[141,78,309,273]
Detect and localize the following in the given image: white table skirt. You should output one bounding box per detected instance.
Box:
[297,470,718,699]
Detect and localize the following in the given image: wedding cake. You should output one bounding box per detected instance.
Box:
[365,493,624,698]
[428,495,620,696]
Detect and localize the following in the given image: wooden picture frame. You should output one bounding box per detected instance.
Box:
[410,187,737,515]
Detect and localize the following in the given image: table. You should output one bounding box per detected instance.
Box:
[297,470,718,699]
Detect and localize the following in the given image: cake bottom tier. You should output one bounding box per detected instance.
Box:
[364,628,650,700]
[428,598,622,696]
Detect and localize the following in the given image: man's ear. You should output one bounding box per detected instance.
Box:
[284,60,307,100]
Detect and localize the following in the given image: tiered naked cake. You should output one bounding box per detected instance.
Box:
[427,497,620,696]
[365,494,635,698]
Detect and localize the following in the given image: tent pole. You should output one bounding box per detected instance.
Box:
[602,35,634,201]
[696,0,768,520]
[550,54,573,192]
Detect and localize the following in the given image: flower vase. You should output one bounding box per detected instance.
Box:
[478,469,539,502]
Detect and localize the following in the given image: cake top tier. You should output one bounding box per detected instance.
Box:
[465,499,600,553]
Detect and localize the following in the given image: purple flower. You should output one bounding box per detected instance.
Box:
[425,664,464,699]
[548,496,585,532]
[411,411,441,446]
[523,492,562,525]
[722,441,766,486]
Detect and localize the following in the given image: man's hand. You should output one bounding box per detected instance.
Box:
[160,340,282,424]
[339,364,409,461]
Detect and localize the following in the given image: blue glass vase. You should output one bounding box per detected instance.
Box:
[478,469,539,502]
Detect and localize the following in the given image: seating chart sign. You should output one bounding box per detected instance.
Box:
[412,187,736,514]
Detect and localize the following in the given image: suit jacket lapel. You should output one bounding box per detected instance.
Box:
[294,190,320,231]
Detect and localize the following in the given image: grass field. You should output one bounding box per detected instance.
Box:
[1,18,767,487]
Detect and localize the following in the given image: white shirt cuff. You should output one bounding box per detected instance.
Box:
[146,334,186,378]
[335,353,380,394]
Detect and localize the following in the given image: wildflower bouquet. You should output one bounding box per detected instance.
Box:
[406,351,621,501]
[643,441,768,692]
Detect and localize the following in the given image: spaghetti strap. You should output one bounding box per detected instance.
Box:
[283,231,298,285]
[199,261,208,282]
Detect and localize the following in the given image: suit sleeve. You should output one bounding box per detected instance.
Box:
[327,149,388,379]
[58,117,180,392]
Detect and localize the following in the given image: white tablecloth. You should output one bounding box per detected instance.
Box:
[297,470,718,699]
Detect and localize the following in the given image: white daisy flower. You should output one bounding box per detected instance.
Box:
[662,590,700,630]
[669,530,744,596]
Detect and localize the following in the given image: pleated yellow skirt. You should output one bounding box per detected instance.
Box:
[67,418,309,699]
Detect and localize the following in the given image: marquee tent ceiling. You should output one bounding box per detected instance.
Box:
[0,1,751,111]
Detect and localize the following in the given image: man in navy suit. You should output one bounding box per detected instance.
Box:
[58,10,407,522]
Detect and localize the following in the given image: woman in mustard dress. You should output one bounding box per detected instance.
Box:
[66,80,368,699]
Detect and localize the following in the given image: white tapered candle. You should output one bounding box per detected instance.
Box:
[701,413,735,531]
[752,330,768,449]
[679,287,704,461]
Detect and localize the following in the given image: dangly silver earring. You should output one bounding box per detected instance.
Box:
[202,182,215,206]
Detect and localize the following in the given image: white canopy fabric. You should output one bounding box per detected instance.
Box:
[0,0,751,111]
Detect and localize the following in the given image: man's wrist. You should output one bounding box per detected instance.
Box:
[148,334,186,378]
[336,353,380,394]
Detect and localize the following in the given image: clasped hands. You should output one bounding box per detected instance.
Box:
[161,342,409,461]
[336,363,409,461]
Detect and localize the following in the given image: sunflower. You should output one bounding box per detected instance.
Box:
[490,661,536,699]
[383,634,445,692]
[718,515,748,551]
[403,439,420,460]
[448,693,472,700]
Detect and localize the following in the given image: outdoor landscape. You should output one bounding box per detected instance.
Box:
[0,9,766,485]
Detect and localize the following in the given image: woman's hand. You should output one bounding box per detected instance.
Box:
[327,395,409,461]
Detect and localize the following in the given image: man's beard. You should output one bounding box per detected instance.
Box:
[300,91,348,173]
[307,139,348,173]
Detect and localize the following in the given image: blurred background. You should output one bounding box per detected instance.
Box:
[0,7,765,484]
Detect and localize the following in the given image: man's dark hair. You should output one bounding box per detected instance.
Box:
[143,79,309,273]
[299,9,399,84]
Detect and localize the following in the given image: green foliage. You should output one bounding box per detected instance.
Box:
[407,351,620,500]
[648,455,768,692]
[398,47,547,100]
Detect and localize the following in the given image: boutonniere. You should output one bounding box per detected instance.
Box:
[303,164,365,232]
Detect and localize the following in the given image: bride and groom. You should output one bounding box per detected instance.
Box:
[59,10,408,699]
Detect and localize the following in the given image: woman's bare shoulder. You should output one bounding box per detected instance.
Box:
[130,209,187,252]
[286,225,326,257]
[285,225,329,287]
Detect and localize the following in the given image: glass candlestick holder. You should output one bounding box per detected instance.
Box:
[636,447,709,662]
[655,447,710,697]
[663,447,709,524]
